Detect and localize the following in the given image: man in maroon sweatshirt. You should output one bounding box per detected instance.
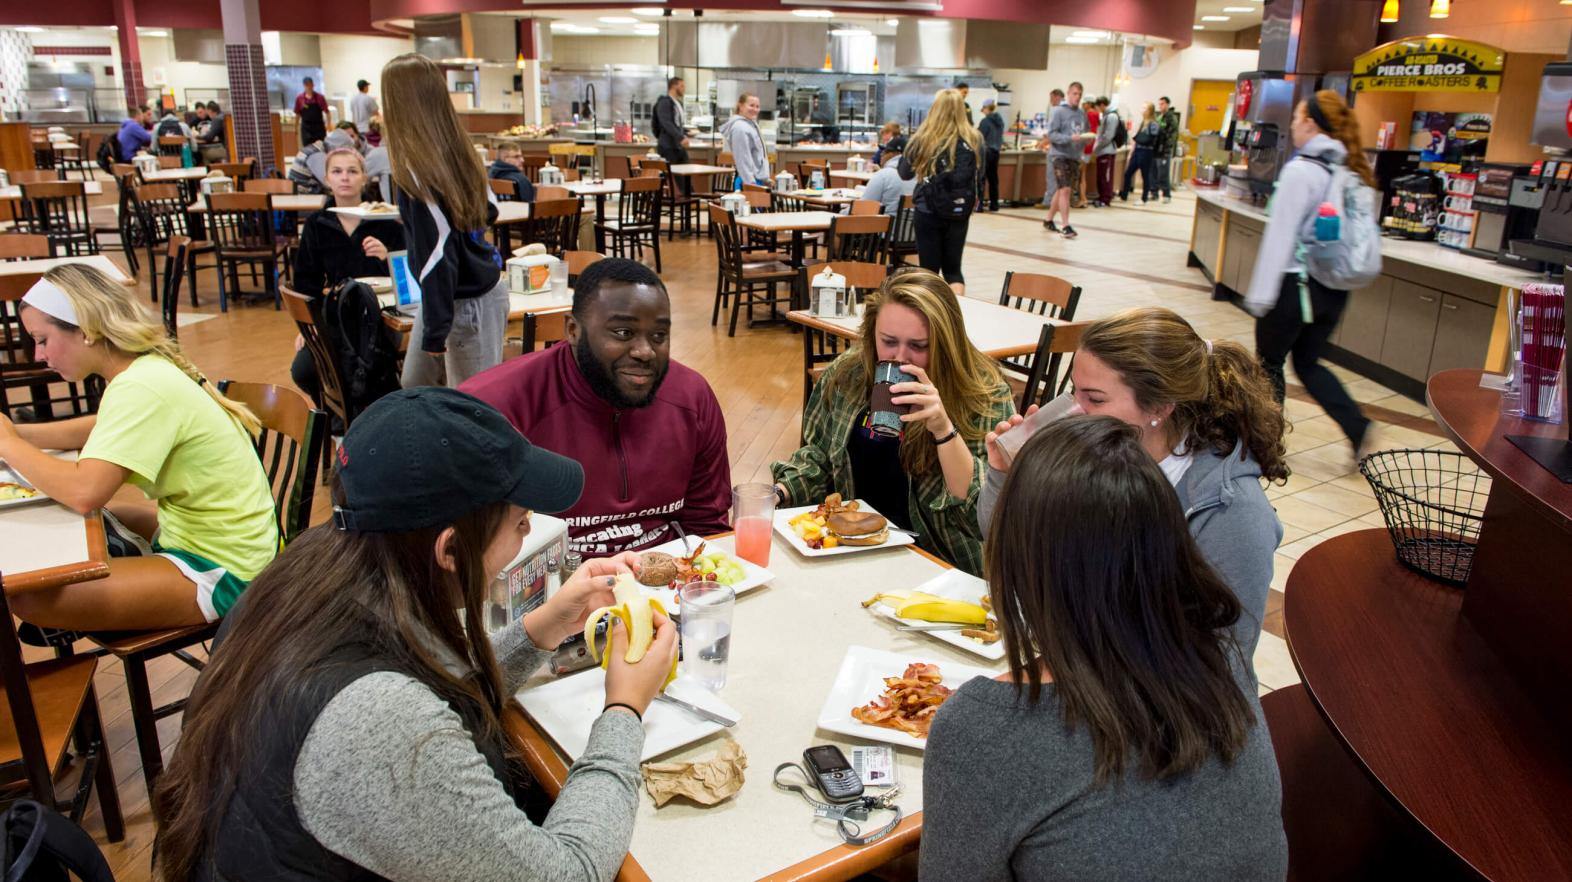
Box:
[460,258,731,555]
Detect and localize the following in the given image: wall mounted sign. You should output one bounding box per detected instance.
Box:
[1352,36,1505,93]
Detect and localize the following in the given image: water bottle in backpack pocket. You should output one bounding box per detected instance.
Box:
[1301,157,1382,291]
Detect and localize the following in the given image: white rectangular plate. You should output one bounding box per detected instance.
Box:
[518,671,740,763]
[815,645,997,750]
[865,569,1005,661]
[0,462,50,511]
[329,206,401,220]
[636,537,773,612]
[773,501,915,558]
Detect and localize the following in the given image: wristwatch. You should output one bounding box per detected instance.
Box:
[932,427,960,446]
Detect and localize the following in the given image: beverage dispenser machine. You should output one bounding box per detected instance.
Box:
[1228,72,1312,202]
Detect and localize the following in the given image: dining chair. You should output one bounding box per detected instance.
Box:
[710,204,795,337]
[133,182,198,304]
[850,199,882,216]
[96,166,143,279]
[0,233,53,261]
[283,287,352,481]
[604,155,633,181]
[205,192,287,311]
[795,261,892,410]
[535,185,571,202]
[57,132,98,180]
[17,181,96,256]
[997,270,1083,384]
[489,178,519,202]
[564,250,605,287]
[157,135,186,157]
[826,214,890,264]
[156,155,182,170]
[8,170,59,185]
[521,156,548,183]
[242,178,294,195]
[0,270,102,422]
[0,574,124,842]
[1019,321,1091,411]
[159,236,190,340]
[595,175,663,271]
[887,194,919,267]
[519,198,580,257]
[211,159,256,181]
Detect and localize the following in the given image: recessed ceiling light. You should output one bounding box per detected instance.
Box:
[885,18,899,26]
[792,9,835,17]
[1065,36,1100,43]
[1201,15,1230,21]
[15,26,45,33]
[1071,30,1109,38]
[830,26,871,36]
[1194,24,1206,29]
[141,30,169,37]
[599,16,637,24]
[632,7,666,15]
[1222,6,1254,10]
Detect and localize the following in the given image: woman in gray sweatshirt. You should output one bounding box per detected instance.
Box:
[924,415,1287,882]
[152,388,679,882]
[720,92,770,187]
[980,307,1288,685]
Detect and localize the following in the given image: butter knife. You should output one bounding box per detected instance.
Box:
[655,692,738,727]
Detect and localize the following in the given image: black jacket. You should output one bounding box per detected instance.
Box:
[396,187,502,354]
[292,210,406,297]
[653,94,686,153]
[487,161,536,201]
[899,139,981,218]
[978,112,1005,151]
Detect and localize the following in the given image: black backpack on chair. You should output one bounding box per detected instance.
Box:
[318,279,402,422]
[1,800,115,882]
[95,136,123,174]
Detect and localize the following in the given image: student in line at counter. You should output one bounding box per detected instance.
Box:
[924,415,1287,882]
[977,99,1005,213]
[0,266,277,634]
[152,388,679,882]
[290,147,406,410]
[773,269,1015,576]
[1244,89,1376,455]
[981,307,1287,681]
[460,258,732,557]
[381,52,508,390]
[720,92,770,187]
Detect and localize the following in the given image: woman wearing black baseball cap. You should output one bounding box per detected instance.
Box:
[152,388,678,881]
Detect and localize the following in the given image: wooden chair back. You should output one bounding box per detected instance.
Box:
[804,261,890,294]
[161,236,190,339]
[888,194,918,265]
[708,203,744,277]
[827,213,890,263]
[604,155,633,180]
[742,182,771,195]
[718,151,735,167]
[243,178,294,195]
[535,185,570,202]
[1020,321,1090,411]
[531,313,570,350]
[489,178,518,201]
[211,160,255,181]
[204,192,275,253]
[616,175,663,227]
[524,198,581,256]
[0,234,53,261]
[743,190,773,212]
[521,155,548,182]
[157,135,186,156]
[564,250,605,285]
[283,287,351,431]
[157,156,182,169]
[1000,270,1082,321]
[17,182,92,250]
[9,170,58,184]
[850,199,881,216]
[217,380,324,543]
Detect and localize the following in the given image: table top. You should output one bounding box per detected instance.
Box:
[565,179,622,195]
[186,194,327,214]
[509,532,1002,881]
[49,143,80,151]
[0,452,110,595]
[0,181,104,199]
[737,211,840,232]
[1286,529,1572,881]
[140,166,210,181]
[789,296,1060,359]
[669,164,733,177]
[381,290,571,332]
[494,201,531,224]
[786,189,864,206]
[1428,369,1572,529]
[0,255,129,282]
[828,170,876,183]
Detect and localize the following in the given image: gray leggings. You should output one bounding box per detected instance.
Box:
[400,278,509,388]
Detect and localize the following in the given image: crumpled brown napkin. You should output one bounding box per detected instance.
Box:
[641,739,747,807]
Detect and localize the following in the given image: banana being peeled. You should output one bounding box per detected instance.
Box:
[584,574,679,689]
[862,591,989,625]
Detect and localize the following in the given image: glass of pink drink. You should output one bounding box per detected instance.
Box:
[731,483,776,567]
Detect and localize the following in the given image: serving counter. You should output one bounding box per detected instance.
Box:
[1189,189,1551,399]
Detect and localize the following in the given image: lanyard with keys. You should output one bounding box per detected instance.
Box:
[772,762,904,846]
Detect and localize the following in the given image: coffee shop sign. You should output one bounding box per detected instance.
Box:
[1352,37,1505,93]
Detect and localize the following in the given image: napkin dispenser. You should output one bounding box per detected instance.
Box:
[486,512,569,628]
[810,266,851,318]
[775,170,797,193]
[133,154,161,176]
[719,191,749,216]
[847,156,867,173]
[645,150,663,162]
[199,175,233,195]
[539,162,565,186]
[508,253,562,295]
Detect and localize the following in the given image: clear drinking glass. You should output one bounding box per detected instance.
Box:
[679,581,735,692]
[731,482,775,567]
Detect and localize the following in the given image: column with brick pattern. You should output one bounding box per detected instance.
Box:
[220,0,276,177]
[112,0,145,111]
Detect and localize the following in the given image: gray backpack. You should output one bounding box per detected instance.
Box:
[1301,155,1382,291]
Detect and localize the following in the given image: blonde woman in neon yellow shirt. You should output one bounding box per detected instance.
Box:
[0,265,278,630]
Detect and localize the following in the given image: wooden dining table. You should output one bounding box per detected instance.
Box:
[564,179,622,251]
[379,288,573,352]
[0,457,110,596]
[0,181,104,201]
[0,254,130,283]
[736,210,839,267]
[505,530,1003,882]
[186,194,327,214]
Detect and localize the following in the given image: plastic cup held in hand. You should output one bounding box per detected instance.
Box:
[995,392,1078,467]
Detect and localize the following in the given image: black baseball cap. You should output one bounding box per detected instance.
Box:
[332,388,583,532]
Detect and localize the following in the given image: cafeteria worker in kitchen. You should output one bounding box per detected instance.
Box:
[772,269,1015,576]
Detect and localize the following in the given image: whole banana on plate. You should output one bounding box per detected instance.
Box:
[862,591,989,625]
[584,574,679,689]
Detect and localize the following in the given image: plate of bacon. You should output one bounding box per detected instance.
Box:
[815,646,997,750]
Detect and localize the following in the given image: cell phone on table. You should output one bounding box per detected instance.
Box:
[803,745,864,803]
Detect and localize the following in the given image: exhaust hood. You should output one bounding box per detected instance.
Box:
[894,19,1048,70]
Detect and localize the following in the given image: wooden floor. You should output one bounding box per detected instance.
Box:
[38,187,1451,879]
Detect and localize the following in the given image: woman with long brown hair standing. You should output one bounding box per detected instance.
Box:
[922,416,1287,880]
[381,53,509,389]
[1244,89,1376,454]
[898,89,983,295]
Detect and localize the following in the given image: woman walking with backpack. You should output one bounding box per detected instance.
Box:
[1119,102,1160,204]
[899,89,983,295]
[1244,90,1375,455]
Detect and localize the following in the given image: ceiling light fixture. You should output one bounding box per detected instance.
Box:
[1428,0,1449,17]
[599,16,637,24]
[792,9,835,17]
[886,18,899,26]
[1071,30,1109,38]
[14,26,45,32]
[830,26,871,36]
[1065,36,1100,44]
[1200,15,1230,21]
[632,7,666,15]
[142,30,168,37]
[1194,24,1206,29]
[1380,0,1400,20]
[1222,6,1253,10]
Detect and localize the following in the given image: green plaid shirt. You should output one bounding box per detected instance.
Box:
[772,352,1015,575]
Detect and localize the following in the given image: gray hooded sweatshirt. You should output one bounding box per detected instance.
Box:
[979,440,1280,683]
[720,115,769,186]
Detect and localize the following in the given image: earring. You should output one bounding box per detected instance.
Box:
[1150,419,1160,427]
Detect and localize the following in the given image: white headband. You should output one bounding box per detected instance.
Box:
[1205,338,1214,354]
[21,278,80,327]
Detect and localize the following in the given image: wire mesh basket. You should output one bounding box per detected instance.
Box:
[1358,449,1491,587]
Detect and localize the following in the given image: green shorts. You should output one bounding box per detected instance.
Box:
[153,544,249,622]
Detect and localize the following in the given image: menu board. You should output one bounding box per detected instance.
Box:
[1410,112,1492,166]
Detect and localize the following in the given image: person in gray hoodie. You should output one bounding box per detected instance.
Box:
[720,92,770,187]
[1043,81,1091,238]
[979,307,1289,684]
[1090,97,1119,207]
